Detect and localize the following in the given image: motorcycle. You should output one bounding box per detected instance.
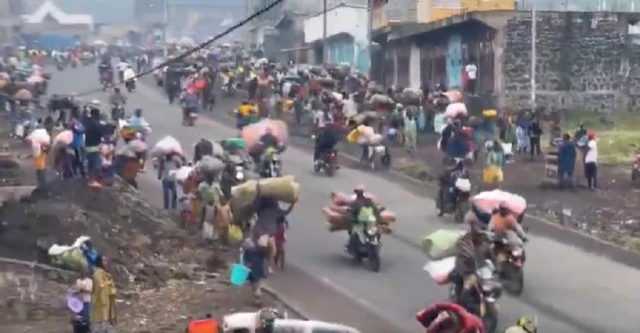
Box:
[70,58,78,68]
[111,104,125,122]
[314,150,339,176]
[436,177,471,223]
[55,60,65,71]
[448,259,501,333]
[125,79,136,92]
[492,235,525,295]
[101,71,113,91]
[347,219,382,272]
[260,148,282,178]
[361,143,391,171]
[182,107,197,126]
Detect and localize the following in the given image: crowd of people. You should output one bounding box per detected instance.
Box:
[0,40,562,333]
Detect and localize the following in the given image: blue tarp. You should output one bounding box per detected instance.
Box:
[21,34,77,50]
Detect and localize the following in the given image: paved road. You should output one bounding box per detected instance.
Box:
[49,66,640,333]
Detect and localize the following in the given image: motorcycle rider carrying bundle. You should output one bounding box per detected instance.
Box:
[346,186,380,251]
[116,57,128,83]
[313,125,339,166]
[182,89,200,122]
[254,127,282,177]
[437,158,468,216]
[108,87,127,121]
[451,220,493,314]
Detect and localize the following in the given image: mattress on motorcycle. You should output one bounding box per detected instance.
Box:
[230,175,299,219]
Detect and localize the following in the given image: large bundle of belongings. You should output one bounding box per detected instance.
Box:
[230,175,300,224]
[397,88,422,106]
[322,191,396,233]
[368,93,394,111]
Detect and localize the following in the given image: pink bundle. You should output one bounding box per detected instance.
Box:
[241,119,289,151]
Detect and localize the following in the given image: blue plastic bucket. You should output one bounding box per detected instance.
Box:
[230,263,251,286]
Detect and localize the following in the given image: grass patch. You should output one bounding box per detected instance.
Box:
[544,112,640,165]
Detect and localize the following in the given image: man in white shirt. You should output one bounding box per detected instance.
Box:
[465,60,477,95]
[116,59,129,82]
[75,273,93,320]
[584,131,598,188]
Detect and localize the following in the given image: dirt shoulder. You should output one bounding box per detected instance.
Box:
[0,141,286,333]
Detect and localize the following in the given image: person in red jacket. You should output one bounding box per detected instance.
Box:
[416,302,484,333]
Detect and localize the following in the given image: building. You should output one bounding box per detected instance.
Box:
[374,10,640,113]
[303,4,371,73]
[20,0,93,48]
[0,0,25,44]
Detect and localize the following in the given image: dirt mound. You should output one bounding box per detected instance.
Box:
[0,178,205,288]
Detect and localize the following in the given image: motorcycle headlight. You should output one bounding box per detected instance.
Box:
[366,227,378,235]
[512,248,523,257]
[236,171,244,180]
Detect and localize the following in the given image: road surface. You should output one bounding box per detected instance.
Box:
[48,66,640,333]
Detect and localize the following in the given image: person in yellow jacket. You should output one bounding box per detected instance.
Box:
[91,256,117,333]
[504,316,537,333]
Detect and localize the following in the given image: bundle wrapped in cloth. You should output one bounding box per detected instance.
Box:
[230,175,300,223]
[151,135,183,159]
[195,155,225,179]
[241,119,288,152]
[322,191,396,233]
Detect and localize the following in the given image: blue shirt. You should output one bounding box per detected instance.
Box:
[80,244,99,272]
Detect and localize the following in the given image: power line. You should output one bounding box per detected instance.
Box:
[68,0,284,98]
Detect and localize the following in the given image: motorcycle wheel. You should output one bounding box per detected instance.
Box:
[454,199,469,223]
[368,243,381,272]
[503,264,525,296]
[482,302,499,333]
[349,235,363,264]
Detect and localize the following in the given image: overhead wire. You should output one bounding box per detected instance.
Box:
[3,0,284,101]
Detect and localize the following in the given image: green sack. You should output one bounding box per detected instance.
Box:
[357,206,376,224]
[422,229,465,260]
[222,138,246,150]
[51,248,88,272]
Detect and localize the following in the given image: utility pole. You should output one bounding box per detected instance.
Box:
[367,0,374,78]
[530,0,536,114]
[163,0,169,57]
[322,0,328,64]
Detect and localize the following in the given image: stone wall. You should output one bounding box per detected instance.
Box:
[499,11,640,113]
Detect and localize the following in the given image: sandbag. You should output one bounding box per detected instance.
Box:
[28,128,50,146]
[53,130,73,148]
[421,229,465,260]
[174,166,193,184]
[151,135,183,158]
[369,94,393,105]
[196,156,224,177]
[444,103,467,118]
[51,248,88,272]
[212,141,225,159]
[323,206,349,231]
[380,210,396,224]
[230,175,299,215]
[128,139,147,153]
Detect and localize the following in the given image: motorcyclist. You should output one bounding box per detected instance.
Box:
[313,125,339,165]
[108,87,127,106]
[182,89,200,120]
[255,126,282,176]
[346,186,380,251]
[123,65,136,90]
[504,316,537,333]
[116,58,128,83]
[437,158,467,216]
[450,219,492,313]
[416,302,484,333]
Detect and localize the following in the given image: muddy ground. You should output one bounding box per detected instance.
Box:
[0,142,283,333]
